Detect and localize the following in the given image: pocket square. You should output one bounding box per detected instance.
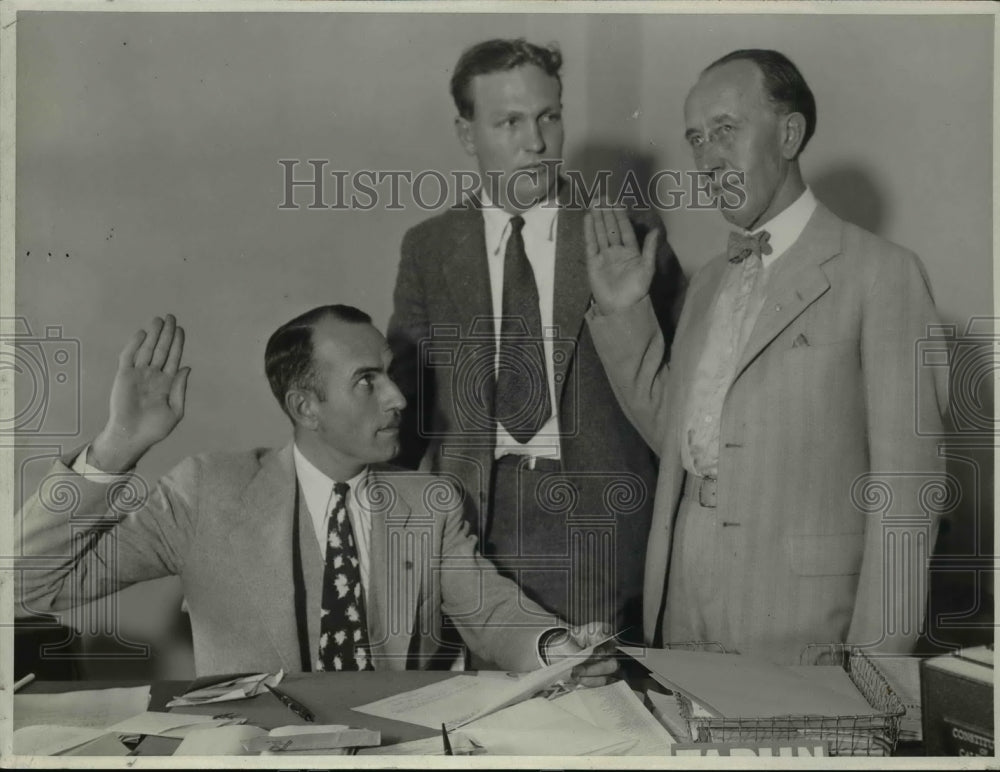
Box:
[791,333,810,348]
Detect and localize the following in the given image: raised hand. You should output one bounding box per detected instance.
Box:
[90,315,191,473]
[584,206,659,315]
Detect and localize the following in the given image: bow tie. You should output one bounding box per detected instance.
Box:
[727,230,773,263]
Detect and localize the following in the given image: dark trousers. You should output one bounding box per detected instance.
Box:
[483,455,619,629]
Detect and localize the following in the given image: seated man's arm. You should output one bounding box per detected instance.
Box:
[15,314,194,613]
[436,485,616,683]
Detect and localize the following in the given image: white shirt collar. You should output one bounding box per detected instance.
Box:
[292,444,368,519]
[480,189,558,257]
[747,186,818,269]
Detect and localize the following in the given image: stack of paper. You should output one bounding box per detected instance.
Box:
[553,681,676,755]
[171,724,373,756]
[871,656,922,741]
[461,697,635,755]
[620,648,876,718]
[106,711,247,739]
[13,684,152,756]
[354,636,608,730]
[166,670,284,707]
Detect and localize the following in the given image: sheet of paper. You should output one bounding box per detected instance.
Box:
[13,725,109,755]
[620,647,879,718]
[107,710,245,738]
[353,675,498,729]
[462,697,634,755]
[357,732,482,756]
[166,670,283,707]
[173,724,267,756]
[355,637,609,730]
[60,733,132,756]
[14,685,151,731]
[554,681,675,755]
[643,691,690,742]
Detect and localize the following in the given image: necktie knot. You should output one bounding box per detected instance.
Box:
[727,229,773,264]
[509,214,525,235]
[331,481,350,508]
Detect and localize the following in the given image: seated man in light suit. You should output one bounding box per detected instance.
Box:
[15,306,616,678]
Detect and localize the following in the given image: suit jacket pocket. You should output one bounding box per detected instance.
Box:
[787,532,864,576]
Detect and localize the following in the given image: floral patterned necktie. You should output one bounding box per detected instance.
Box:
[316,482,373,671]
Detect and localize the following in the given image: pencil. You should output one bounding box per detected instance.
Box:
[13,673,35,693]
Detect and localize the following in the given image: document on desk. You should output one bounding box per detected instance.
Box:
[553,681,676,755]
[107,710,247,739]
[166,669,283,707]
[13,685,151,731]
[462,697,635,755]
[620,647,878,718]
[354,638,607,730]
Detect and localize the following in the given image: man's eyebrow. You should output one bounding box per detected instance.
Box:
[684,128,701,140]
[350,364,383,380]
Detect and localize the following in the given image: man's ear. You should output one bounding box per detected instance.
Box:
[285,389,318,430]
[455,115,477,157]
[780,112,807,160]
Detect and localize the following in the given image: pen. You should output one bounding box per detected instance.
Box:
[13,673,35,693]
[441,723,453,756]
[265,683,315,723]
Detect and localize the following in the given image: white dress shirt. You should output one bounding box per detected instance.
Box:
[292,445,372,595]
[680,187,819,477]
[481,192,561,461]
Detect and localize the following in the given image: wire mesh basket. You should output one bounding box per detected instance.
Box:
[676,648,905,757]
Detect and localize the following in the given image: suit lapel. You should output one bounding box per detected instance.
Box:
[442,207,494,338]
[552,206,593,401]
[733,204,841,381]
[229,443,302,672]
[365,468,419,666]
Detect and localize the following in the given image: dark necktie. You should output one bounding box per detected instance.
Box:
[727,229,773,263]
[494,215,552,443]
[317,482,373,671]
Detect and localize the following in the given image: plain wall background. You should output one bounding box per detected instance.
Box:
[13,9,994,679]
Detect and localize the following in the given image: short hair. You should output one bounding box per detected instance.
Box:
[264,304,372,414]
[706,49,817,155]
[450,38,563,120]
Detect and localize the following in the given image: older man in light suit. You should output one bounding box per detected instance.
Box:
[584,50,947,664]
[15,307,615,678]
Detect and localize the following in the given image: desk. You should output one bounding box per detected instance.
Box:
[21,671,455,755]
[18,667,927,757]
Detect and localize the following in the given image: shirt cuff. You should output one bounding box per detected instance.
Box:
[71,444,131,484]
[536,626,572,667]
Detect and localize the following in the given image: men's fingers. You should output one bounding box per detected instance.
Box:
[583,212,599,260]
[599,207,621,246]
[613,208,637,249]
[168,367,191,417]
[641,228,661,272]
[150,314,177,370]
[164,324,185,375]
[119,329,147,369]
[133,317,164,367]
[591,205,609,248]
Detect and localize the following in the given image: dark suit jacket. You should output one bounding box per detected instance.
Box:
[387,201,685,630]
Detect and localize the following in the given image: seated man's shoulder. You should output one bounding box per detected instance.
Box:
[367,464,466,517]
[169,446,279,488]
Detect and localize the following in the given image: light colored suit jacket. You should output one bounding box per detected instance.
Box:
[588,203,947,663]
[15,444,555,676]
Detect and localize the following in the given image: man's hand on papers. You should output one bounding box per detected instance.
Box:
[91,314,191,473]
[550,622,620,687]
